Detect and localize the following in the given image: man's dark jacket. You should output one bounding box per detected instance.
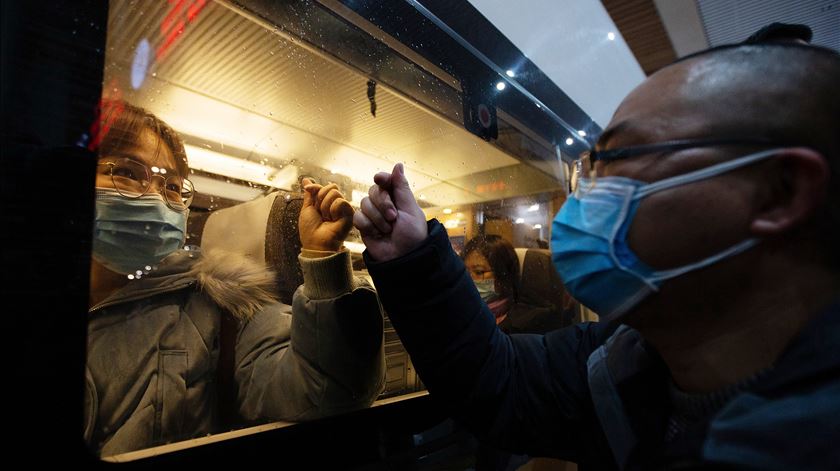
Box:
[364,219,840,470]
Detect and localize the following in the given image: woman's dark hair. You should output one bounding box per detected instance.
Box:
[463,234,519,301]
[98,99,189,177]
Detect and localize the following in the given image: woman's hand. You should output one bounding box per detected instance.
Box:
[299,178,354,252]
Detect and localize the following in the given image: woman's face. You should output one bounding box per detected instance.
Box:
[95,128,177,195]
[465,251,494,281]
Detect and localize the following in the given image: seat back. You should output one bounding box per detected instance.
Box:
[201,191,304,305]
[514,248,578,326]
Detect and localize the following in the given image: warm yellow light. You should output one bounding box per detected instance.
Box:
[184,145,298,190]
[343,241,366,253]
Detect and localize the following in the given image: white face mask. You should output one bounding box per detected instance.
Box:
[474,278,499,303]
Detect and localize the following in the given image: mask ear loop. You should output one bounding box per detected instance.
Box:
[634,148,783,200]
[629,148,782,283]
[647,238,760,283]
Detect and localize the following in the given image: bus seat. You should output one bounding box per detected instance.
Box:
[514,248,578,326]
[200,192,421,399]
[200,191,304,305]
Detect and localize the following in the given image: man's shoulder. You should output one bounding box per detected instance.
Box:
[703,373,840,469]
[702,301,840,469]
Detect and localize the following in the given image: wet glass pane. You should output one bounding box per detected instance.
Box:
[85,0,593,459]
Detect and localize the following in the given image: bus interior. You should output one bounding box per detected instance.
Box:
[5,0,616,467]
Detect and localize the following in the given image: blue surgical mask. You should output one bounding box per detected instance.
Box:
[93,188,187,275]
[551,149,782,321]
[474,278,499,303]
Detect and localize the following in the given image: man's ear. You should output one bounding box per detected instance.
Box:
[750,148,830,235]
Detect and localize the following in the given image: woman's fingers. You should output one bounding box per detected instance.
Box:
[319,188,343,221]
[330,197,354,227]
[301,178,320,208]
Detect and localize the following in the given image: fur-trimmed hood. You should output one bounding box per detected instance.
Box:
[92,247,280,321]
[189,249,280,320]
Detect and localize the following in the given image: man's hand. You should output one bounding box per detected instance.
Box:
[299,178,354,252]
[353,163,428,261]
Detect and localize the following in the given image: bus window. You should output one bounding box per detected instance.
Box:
[85,0,597,459]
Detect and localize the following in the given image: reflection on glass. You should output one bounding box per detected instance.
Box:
[87,0,580,458]
[85,98,385,456]
[463,234,572,334]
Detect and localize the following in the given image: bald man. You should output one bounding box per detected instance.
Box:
[354,43,840,470]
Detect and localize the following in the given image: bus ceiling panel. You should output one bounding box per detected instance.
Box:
[330,0,603,154]
[119,74,514,202]
[105,0,461,126]
[228,0,464,123]
[104,0,546,206]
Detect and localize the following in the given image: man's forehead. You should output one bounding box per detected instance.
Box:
[599,61,714,148]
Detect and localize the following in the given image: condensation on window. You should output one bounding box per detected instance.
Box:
[89,0,577,458]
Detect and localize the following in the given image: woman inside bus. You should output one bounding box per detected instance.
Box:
[463,234,564,335]
[84,100,384,456]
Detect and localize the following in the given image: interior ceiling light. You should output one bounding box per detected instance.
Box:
[184,144,298,190]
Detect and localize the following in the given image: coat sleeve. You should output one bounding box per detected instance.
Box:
[503,302,565,334]
[234,250,385,423]
[364,219,615,460]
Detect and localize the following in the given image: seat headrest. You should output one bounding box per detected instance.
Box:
[201,192,304,305]
[516,248,575,325]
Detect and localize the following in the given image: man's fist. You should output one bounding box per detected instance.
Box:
[353,163,428,261]
[299,178,354,252]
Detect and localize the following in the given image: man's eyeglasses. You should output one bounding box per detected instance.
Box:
[98,157,195,211]
[571,137,779,194]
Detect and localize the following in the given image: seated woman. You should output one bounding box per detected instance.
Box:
[462,234,563,334]
[463,234,566,470]
[84,100,384,456]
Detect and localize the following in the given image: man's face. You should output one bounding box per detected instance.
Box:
[595,58,767,296]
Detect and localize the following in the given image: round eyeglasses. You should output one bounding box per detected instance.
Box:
[97,157,194,211]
